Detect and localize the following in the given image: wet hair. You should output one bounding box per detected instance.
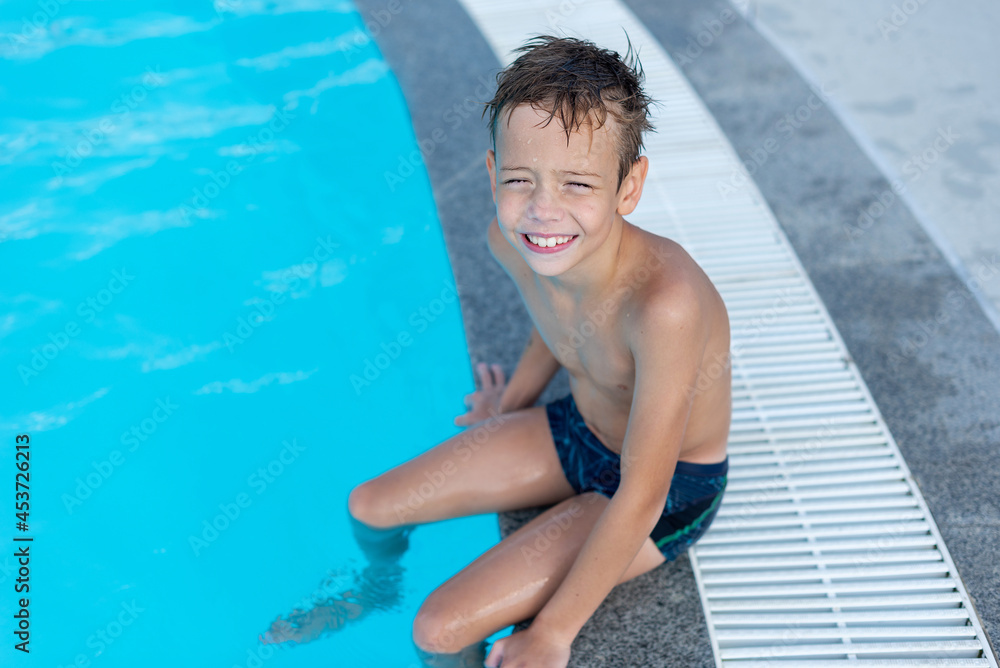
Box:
[482,34,656,190]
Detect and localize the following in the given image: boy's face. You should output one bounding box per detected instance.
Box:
[486,102,647,278]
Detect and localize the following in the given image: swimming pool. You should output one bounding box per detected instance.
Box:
[0,1,506,664]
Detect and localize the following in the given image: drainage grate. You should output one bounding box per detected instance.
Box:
[456,0,997,664]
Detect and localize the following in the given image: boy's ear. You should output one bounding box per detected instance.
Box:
[486,149,497,203]
[616,155,649,216]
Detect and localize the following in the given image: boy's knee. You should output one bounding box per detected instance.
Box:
[346,482,370,520]
[348,483,415,561]
[412,601,470,656]
[412,605,448,655]
[347,479,396,528]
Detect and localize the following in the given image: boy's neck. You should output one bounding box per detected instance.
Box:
[535,214,633,306]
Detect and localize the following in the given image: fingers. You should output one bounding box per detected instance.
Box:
[455,412,484,427]
[492,363,506,388]
[457,391,478,425]
[476,362,505,390]
[459,362,505,426]
[476,362,493,390]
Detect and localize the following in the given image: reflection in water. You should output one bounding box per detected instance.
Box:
[261,560,406,645]
[260,516,414,645]
[413,638,490,668]
[259,517,490,665]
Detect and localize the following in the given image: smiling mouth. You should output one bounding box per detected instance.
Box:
[522,233,578,249]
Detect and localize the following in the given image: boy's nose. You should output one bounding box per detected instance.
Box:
[526,185,562,222]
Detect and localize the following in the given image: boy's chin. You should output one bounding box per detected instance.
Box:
[521,255,576,277]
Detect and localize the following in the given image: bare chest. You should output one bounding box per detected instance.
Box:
[519,275,637,398]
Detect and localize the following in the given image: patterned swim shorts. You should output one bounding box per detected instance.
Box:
[545,393,728,561]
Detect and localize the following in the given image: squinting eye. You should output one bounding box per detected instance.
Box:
[504,179,528,185]
[569,182,592,189]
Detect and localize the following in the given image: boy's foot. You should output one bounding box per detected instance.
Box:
[352,560,406,611]
[260,561,407,645]
[261,598,366,645]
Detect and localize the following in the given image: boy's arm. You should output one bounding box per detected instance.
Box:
[499,324,562,413]
[487,217,562,413]
[530,288,709,645]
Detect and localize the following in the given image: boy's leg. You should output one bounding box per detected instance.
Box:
[261,557,407,644]
[264,409,572,647]
[410,491,666,659]
[349,512,415,564]
[347,405,577,531]
[413,637,489,668]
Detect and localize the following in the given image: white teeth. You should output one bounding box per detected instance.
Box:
[526,234,573,248]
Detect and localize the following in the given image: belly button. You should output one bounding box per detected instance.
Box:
[617,384,628,391]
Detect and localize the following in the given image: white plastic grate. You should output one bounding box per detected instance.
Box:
[456,0,998,664]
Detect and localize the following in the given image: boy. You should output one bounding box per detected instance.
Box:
[285,35,732,666]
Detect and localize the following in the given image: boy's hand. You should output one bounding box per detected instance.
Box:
[454,362,506,426]
[484,626,571,668]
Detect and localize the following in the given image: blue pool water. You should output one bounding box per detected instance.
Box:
[0,1,506,664]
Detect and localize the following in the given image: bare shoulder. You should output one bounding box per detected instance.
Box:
[624,227,727,352]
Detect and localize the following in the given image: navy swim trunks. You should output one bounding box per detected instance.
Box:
[545,393,728,561]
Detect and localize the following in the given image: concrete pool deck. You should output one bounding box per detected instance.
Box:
[355,0,1000,664]
[731,0,1000,330]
